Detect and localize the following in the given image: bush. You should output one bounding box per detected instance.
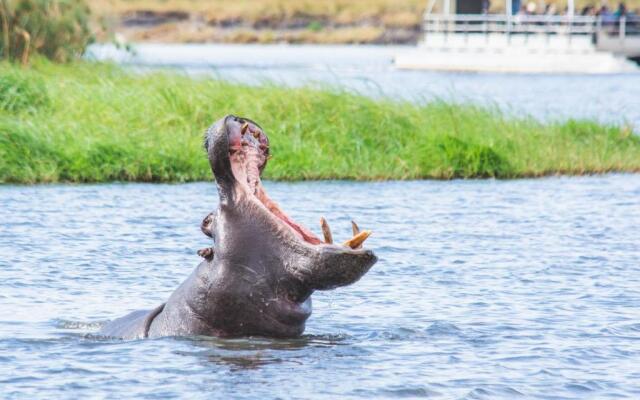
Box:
[0,0,92,64]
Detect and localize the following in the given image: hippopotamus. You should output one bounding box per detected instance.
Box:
[100,115,377,339]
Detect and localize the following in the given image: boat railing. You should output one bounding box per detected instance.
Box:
[424,14,640,39]
[598,16,640,38]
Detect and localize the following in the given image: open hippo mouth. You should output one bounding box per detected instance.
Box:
[205,116,371,249]
[223,115,324,246]
[210,115,372,249]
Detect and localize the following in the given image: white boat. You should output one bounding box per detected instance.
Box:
[395,0,640,73]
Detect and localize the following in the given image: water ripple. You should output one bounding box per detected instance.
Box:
[1,176,639,398]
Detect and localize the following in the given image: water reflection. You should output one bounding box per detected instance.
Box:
[173,334,351,369]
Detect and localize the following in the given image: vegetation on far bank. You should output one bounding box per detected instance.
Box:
[3,0,638,48]
[89,0,640,22]
[0,60,639,183]
[89,0,425,44]
[89,0,640,44]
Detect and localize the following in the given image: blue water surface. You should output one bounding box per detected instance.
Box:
[1,176,639,398]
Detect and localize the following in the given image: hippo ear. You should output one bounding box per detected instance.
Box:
[205,116,237,206]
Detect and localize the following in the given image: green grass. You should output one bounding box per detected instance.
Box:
[1,59,639,183]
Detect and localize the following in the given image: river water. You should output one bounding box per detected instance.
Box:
[1,176,640,398]
[89,43,640,128]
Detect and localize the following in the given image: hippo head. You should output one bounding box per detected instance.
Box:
[201,115,377,338]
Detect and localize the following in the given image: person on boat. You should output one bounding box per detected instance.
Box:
[612,2,628,33]
[482,0,491,14]
[580,5,595,15]
[614,2,627,17]
[597,3,616,26]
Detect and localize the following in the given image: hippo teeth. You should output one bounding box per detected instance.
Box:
[320,217,333,244]
[343,230,372,249]
[320,219,371,249]
[351,221,360,236]
[350,221,363,249]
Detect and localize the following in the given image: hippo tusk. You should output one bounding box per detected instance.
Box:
[343,230,371,249]
[241,122,249,135]
[320,217,333,244]
[351,220,360,236]
[351,221,363,249]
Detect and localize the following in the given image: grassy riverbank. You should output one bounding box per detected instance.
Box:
[1,60,639,183]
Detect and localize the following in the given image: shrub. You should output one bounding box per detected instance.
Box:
[0,0,93,64]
